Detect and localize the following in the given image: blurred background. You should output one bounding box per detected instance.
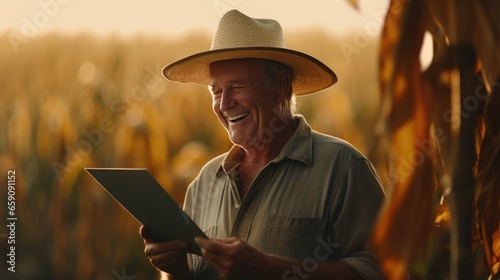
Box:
[0,0,434,279]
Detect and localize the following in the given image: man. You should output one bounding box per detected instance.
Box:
[141,10,386,280]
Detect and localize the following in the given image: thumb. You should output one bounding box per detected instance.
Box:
[139,225,156,243]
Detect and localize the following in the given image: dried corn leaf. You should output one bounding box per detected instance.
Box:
[475,89,500,274]
[493,228,500,275]
[373,159,435,279]
[422,48,453,191]
[423,0,499,277]
[426,0,500,82]
[471,1,500,85]
[377,0,408,122]
[372,0,436,279]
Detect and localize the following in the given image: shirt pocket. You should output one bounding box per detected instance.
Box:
[263,214,323,260]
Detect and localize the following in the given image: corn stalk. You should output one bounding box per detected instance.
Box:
[346,0,500,279]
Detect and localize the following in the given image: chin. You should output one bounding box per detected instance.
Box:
[228,134,247,146]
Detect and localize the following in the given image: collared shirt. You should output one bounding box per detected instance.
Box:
[183,115,386,279]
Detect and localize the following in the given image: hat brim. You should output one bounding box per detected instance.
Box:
[162,47,337,95]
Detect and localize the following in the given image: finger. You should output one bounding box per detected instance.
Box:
[194,239,226,269]
[151,245,186,260]
[212,237,240,244]
[195,238,251,276]
[148,246,189,273]
[195,237,218,252]
[145,239,189,257]
[195,237,238,256]
[139,225,156,243]
[150,247,185,263]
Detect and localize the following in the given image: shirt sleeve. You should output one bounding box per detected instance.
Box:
[331,158,387,280]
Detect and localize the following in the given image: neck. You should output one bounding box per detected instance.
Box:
[241,116,298,166]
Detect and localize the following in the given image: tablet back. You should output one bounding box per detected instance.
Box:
[85,168,206,255]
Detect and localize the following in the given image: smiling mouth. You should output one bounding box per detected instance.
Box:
[227,112,250,123]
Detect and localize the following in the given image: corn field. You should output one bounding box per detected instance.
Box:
[0,29,382,279]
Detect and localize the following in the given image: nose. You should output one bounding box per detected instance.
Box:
[219,88,235,112]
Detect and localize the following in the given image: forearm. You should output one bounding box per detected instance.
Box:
[262,254,364,280]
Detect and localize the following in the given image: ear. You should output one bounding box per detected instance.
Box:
[276,69,292,103]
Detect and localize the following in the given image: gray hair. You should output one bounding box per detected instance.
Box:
[261,60,297,116]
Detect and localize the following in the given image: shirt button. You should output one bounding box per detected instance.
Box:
[234,204,240,209]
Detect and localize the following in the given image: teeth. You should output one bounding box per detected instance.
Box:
[228,112,249,122]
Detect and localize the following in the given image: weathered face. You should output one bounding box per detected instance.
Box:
[209,59,279,149]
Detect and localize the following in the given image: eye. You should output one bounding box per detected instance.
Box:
[231,85,244,92]
[210,87,222,96]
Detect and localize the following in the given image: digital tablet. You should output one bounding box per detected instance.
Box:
[85,168,206,255]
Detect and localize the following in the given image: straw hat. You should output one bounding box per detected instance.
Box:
[162,10,337,95]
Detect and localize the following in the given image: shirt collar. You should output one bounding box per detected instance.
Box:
[217,115,313,177]
[271,115,313,167]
